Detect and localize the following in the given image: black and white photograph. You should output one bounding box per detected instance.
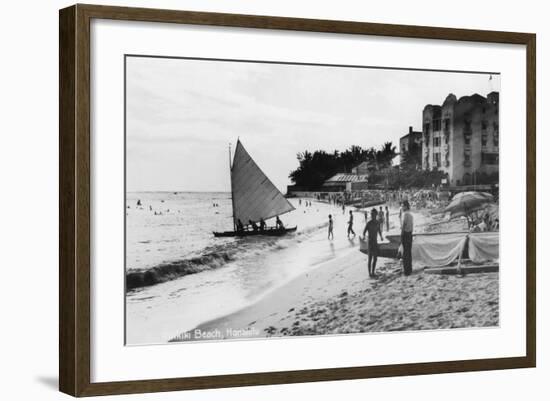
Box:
[1,0,544,398]
[124,56,501,345]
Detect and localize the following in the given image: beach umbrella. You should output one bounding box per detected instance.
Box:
[444,191,494,220]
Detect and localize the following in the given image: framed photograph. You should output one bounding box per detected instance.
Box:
[59,4,536,397]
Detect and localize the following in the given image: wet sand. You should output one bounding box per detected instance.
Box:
[172,253,498,341]
[171,210,498,342]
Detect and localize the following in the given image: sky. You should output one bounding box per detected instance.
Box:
[126,56,500,192]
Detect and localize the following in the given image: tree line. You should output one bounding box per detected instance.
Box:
[288,142,398,189]
[288,140,459,189]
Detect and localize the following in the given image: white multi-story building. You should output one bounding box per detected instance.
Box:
[422,92,499,186]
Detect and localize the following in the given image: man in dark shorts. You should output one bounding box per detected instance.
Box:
[363,208,383,277]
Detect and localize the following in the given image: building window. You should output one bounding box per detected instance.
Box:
[464,152,471,162]
[481,134,488,147]
[481,120,488,130]
[482,153,499,165]
[464,134,471,145]
[424,123,430,145]
[433,137,440,147]
[444,118,450,132]
[433,152,441,167]
[433,119,441,131]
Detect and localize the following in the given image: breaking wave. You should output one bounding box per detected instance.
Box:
[126,252,234,291]
[126,222,328,291]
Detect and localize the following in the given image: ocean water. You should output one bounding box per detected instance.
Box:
[125,192,370,344]
[126,191,331,272]
[126,191,234,271]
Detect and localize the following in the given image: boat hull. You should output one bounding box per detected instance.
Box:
[213,226,297,238]
[359,238,399,259]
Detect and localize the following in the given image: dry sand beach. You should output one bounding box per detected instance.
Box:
[170,209,499,342]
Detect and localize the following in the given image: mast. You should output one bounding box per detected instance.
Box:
[229,142,237,231]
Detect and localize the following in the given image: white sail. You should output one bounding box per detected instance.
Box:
[231,140,295,226]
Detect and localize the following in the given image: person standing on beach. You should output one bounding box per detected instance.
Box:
[385,206,390,231]
[401,200,414,276]
[328,214,334,240]
[347,210,355,238]
[378,206,385,233]
[363,208,383,277]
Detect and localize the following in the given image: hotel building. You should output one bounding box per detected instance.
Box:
[422,92,499,186]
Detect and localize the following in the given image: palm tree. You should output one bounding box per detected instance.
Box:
[376,142,397,169]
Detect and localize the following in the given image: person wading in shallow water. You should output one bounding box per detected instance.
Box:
[328,214,334,240]
[401,200,414,276]
[347,210,355,238]
[363,208,383,277]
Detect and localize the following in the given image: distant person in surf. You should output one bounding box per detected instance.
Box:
[328,214,334,240]
[137,199,141,206]
[275,216,285,229]
[363,208,383,278]
[347,210,355,238]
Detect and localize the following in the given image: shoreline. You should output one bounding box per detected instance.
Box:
[171,210,499,343]
[172,255,499,342]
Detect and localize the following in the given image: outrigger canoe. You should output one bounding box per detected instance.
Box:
[213,140,296,238]
[213,226,297,238]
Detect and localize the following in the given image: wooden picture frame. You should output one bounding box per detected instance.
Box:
[59,3,536,397]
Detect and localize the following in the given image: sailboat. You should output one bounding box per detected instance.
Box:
[213,140,297,238]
